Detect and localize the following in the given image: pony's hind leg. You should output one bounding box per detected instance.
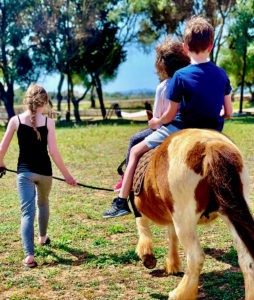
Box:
[165,224,181,274]
[135,215,157,269]
[220,214,254,300]
[168,211,204,300]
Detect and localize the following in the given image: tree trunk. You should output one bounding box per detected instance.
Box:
[90,84,96,108]
[68,75,81,123]
[73,100,81,122]
[0,82,15,120]
[66,72,71,122]
[239,46,247,114]
[57,73,64,112]
[93,74,106,119]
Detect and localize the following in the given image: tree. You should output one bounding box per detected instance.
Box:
[219,43,254,102]
[30,0,89,120]
[199,0,236,63]
[72,18,127,119]
[0,0,39,119]
[128,0,195,45]
[227,0,254,112]
[128,0,236,63]
[30,0,131,121]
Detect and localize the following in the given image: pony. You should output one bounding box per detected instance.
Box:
[133,128,254,300]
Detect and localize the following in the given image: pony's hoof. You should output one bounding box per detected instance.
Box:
[143,254,157,269]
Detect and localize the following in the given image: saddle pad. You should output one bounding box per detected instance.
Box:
[133,149,155,195]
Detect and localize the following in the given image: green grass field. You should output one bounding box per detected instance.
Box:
[0,116,253,300]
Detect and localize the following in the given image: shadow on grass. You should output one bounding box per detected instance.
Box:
[226,114,254,124]
[148,266,244,300]
[199,269,244,300]
[56,113,254,127]
[204,246,239,267]
[148,246,243,299]
[36,244,96,266]
[149,269,183,278]
[35,242,245,299]
[150,293,168,300]
[36,243,140,267]
[149,269,244,300]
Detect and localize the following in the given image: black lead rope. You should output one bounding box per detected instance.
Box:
[0,167,114,192]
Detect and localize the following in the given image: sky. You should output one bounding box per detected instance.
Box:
[39,45,160,94]
[103,45,159,93]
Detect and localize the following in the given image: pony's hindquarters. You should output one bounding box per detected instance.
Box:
[203,138,254,300]
[135,128,254,300]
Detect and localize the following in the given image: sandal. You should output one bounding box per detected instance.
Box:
[22,259,38,268]
[41,236,51,246]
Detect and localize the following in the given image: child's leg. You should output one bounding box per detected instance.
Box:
[121,124,180,198]
[103,141,150,218]
[17,173,36,258]
[114,128,153,192]
[144,124,180,149]
[35,175,52,243]
[103,124,181,218]
[120,140,151,199]
[126,128,153,165]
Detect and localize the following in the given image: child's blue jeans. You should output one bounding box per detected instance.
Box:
[17,172,52,256]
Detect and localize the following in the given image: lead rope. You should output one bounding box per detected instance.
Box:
[0,167,114,192]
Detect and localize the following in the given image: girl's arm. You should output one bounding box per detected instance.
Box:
[153,80,170,118]
[149,100,179,130]
[0,116,17,166]
[47,118,76,185]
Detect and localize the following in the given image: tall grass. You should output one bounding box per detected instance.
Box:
[0,116,253,300]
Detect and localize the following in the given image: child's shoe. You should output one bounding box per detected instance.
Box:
[103,197,131,218]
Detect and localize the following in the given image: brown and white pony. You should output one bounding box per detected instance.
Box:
[134,128,254,300]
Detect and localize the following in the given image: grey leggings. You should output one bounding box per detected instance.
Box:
[17,172,52,256]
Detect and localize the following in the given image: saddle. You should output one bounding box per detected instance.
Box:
[133,149,155,195]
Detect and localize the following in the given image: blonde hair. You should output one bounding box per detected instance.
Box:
[23,84,49,140]
[155,36,190,80]
[183,15,214,54]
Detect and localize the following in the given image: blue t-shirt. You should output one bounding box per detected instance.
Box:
[167,61,231,131]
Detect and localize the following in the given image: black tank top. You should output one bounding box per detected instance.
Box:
[17,115,52,176]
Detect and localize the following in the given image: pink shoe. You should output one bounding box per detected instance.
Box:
[114,175,124,192]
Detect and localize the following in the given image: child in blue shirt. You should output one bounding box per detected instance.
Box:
[103,15,233,218]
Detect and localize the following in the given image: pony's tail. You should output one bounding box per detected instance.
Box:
[203,141,254,259]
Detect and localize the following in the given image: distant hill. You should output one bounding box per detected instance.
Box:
[104,88,154,100]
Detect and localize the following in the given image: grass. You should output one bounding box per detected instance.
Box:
[0,115,254,300]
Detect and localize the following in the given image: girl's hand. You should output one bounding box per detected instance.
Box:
[65,175,77,186]
[148,117,161,130]
[0,164,6,178]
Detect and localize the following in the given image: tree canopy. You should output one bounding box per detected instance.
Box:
[0,0,39,118]
[220,0,254,112]
[0,0,253,120]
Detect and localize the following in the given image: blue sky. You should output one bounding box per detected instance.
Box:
[103,45,159,93]
[40,45,159,94]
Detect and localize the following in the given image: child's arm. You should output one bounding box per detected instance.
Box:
[0,116,17,166]
[47,118,76,185]
[222,94,233,119]
[148,100,179,130]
